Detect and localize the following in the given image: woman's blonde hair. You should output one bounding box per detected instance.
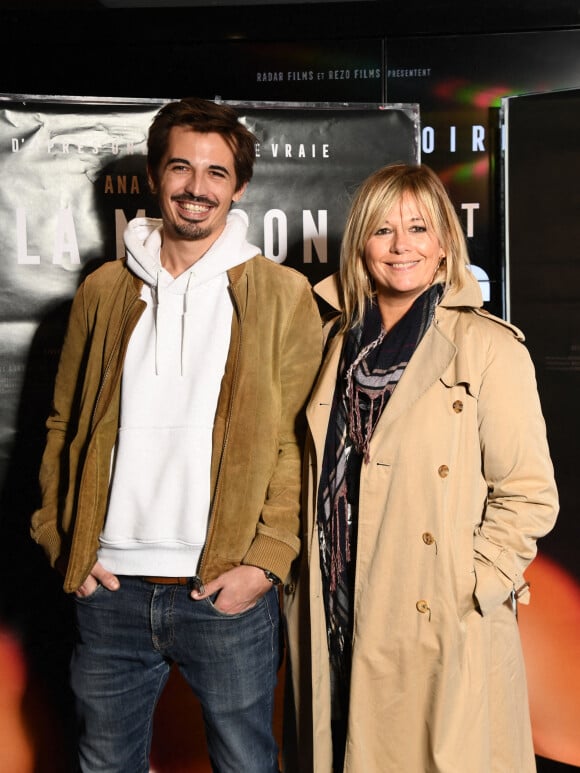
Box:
[338,163,471,331]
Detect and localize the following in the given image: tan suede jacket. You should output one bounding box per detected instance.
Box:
[31,255,322,593]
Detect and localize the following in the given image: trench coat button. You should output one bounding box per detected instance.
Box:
[452,400,463,413]
[422,532,435,546]
[438,464,449,478]
[284,582,296,595]
[416,599,430,615]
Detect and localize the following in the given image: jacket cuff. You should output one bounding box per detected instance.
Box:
[243,534,299,585]
[30,515,63,571]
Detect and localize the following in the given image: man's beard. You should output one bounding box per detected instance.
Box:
[172,221,212,241]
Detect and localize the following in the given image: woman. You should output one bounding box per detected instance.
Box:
[284,164,558,772]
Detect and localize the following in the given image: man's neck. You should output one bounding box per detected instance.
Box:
[160,231,220,277]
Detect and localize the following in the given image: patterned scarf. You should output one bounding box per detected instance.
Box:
[317,284,442,764]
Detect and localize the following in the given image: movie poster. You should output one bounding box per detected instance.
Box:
[386,28,580,317]
[0,95,418,491]
[0,96,419,770]
[501,88,580,768]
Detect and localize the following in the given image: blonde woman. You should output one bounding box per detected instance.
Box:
[284,163,558,773]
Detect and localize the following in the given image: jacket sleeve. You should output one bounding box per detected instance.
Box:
[30,282,90,572]
[244,280,323,582]
[473,326,559,616]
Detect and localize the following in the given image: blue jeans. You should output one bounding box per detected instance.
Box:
[70,577,281,773]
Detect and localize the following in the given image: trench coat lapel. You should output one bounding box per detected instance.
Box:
[370,320,457,442]
[306,312,458,469]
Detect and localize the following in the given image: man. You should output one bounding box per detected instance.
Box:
[31,97,322,773]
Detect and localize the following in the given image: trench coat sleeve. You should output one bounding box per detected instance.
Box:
[30,282,90,572]
[244,281,323,580]
[473,327,558,616]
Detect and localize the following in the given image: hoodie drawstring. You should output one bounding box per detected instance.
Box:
[154,268,164,376]
[154,268,196,377]
[181,270,195,377]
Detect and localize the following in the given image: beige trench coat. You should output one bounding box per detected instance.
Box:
[284,272,559,773]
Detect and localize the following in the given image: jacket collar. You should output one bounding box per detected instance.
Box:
[227,261,247,285]
[307,270,485,459]
[226,260,250,321]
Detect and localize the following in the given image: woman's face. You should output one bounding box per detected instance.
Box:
[364,191,445,304]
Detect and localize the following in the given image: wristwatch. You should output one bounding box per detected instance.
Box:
[263,569,282,586]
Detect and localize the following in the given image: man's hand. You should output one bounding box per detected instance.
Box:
[75,561,120,598]
[190,565,273,614]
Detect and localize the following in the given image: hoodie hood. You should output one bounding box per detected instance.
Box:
[124,207,260,286]
[123,208,261,374]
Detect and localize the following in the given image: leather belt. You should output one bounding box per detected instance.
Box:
[142,576,190,585]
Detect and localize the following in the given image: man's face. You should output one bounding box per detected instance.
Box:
[150,126,246,246]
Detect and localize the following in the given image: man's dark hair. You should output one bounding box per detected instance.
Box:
[147,97,257,192]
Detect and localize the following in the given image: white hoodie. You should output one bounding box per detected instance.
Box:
[98,209,260,577]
